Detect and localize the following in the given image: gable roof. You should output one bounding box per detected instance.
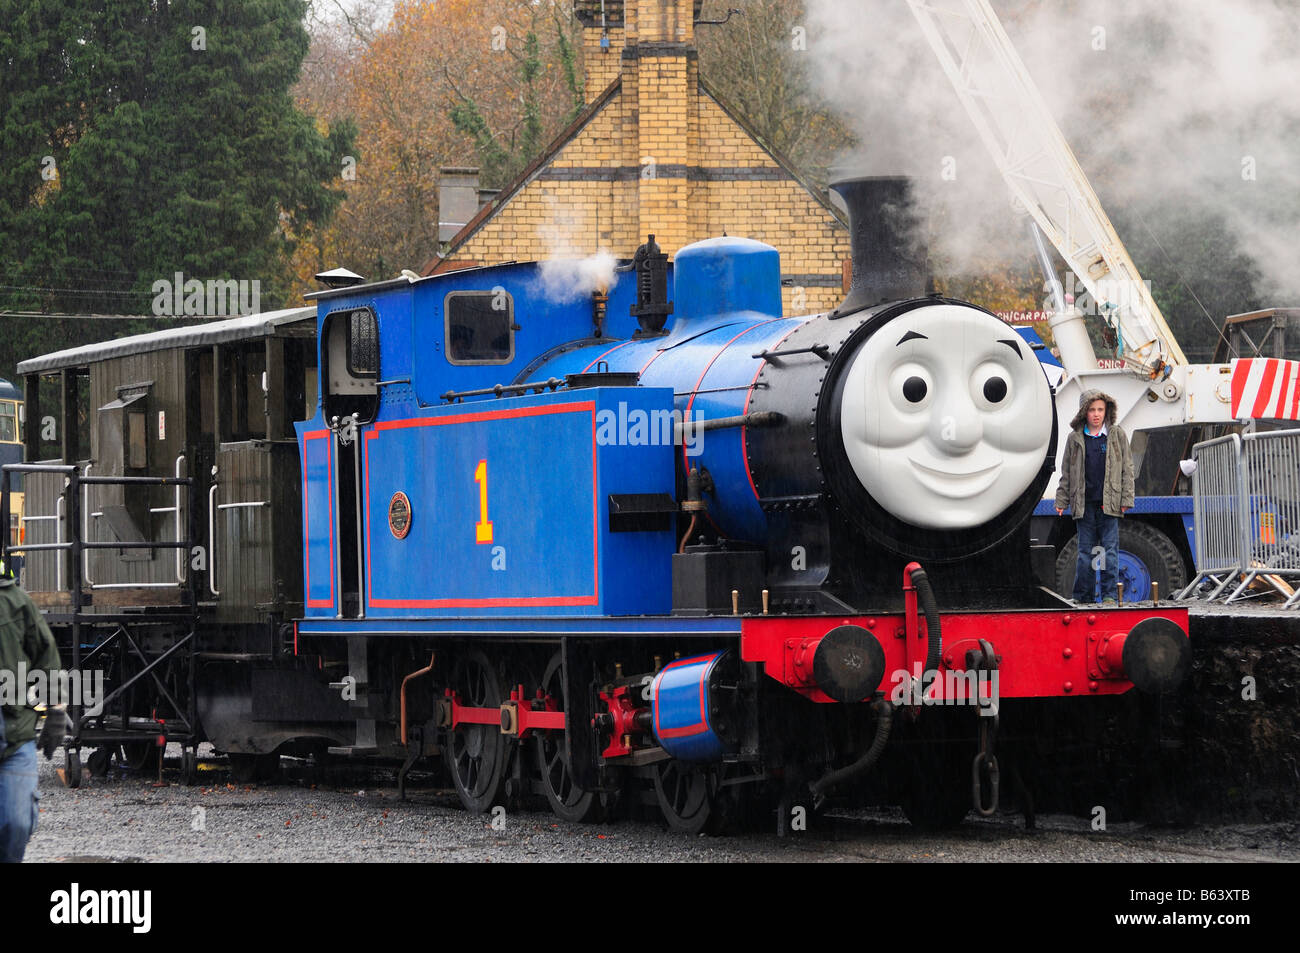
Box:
[423,72,848,276]
[422,78,624,275]
[695,76,847,226]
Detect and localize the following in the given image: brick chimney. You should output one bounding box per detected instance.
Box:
[573,0,702,253]
[573,0,626,96]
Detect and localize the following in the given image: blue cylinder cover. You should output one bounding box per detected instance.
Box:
[651,649,738,762]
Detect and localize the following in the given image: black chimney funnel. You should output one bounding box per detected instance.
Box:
[829,176,928,318]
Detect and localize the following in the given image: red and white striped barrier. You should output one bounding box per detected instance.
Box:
[1230,358,1300,421]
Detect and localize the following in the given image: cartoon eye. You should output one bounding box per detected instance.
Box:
[983,376,1008,403]
[971,361,1013,409]
[889,364,933,412]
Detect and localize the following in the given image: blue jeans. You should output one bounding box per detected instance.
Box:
[0,741,39,863]
[1073,502,1119,602]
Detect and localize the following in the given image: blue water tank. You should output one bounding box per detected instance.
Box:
[670,237,782,332]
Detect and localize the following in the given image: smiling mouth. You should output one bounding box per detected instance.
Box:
[908,458,1002,499]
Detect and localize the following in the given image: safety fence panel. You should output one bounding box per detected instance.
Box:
[1181,428,1300,606]
[1241,430,1300,606]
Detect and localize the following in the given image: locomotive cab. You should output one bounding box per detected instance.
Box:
[322,306,379,425]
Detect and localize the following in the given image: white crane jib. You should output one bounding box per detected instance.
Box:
[905,0,1300,489]
[905,0,1186,376]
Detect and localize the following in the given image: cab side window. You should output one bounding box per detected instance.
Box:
[445,291,514,365]
[323,307,379,424]
[348,309,378,377]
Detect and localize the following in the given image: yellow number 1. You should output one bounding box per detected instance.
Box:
[474,459,494,544]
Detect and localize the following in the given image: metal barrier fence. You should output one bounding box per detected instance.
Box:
[1180,428,1300,606]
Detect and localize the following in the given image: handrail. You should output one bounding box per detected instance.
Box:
[4,462,197,599]
[55,493,64,591]
[208,466,220,597]
[83,464,94,586]
[353,425,365,620]
[174,455,185,583]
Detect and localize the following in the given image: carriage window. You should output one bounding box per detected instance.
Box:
[348,309,378,377]
[0,401,16,442]
[445,291,514,365]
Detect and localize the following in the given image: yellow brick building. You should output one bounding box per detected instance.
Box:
[426,0,851,314]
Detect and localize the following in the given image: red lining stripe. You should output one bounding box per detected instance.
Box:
[681,320,783,471]
[581,339,636,373]
[639,347,668,376]
[364,402,599,609]
[652,654,717,741]
[741,325,800,500]
[1230,360,1249,414]
[591,410,600,604]
[1278,362,1298,418]
[365,430,373,607]
[303,430,334,609]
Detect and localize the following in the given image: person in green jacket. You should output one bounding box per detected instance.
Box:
[1053,390,1135,604]
[0,558,64,862]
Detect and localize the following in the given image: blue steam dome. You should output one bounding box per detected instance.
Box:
[671,237,782,328]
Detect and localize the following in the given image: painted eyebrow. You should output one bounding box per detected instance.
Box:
[998,338,1023,359]
[897,330,928,345]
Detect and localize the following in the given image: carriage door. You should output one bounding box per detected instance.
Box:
[322,308,379,618]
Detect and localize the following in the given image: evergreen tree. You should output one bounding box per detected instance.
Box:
[0,0,354,382]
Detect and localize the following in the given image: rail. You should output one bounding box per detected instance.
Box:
[1,462,202,752]
[351,425,364,619]
[2,463,198,591]
[326,413,365,620]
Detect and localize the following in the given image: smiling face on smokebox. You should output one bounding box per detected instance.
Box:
[839,304,1054,529]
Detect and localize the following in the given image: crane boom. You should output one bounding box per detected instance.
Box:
[906,0,1187,372]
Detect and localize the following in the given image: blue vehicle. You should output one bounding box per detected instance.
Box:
[6,179,1191,828]
[289,178,1189,827]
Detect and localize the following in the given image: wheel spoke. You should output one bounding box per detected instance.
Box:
[654,760,713,833]
[443,650,505,813]
[533,651,599,822]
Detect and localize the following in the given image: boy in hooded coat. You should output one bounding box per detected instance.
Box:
[1054,390,1135,603]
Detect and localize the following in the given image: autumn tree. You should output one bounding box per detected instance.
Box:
[695,0,854,188]
[289,0,587,296]
[446,0,586,189]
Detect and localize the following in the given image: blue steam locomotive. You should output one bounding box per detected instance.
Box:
[288,177,1190,829]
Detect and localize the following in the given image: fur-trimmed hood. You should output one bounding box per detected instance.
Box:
[1070,389,1118,431]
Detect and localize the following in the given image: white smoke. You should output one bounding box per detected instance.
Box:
[806,0,1300,301]
[537,251,619,303]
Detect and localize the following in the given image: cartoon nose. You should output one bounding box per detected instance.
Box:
[930,391,983,452]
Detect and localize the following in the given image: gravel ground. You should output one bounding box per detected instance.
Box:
[21,744,1299,863]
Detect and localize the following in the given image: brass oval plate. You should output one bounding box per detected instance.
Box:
[388,491,412,539]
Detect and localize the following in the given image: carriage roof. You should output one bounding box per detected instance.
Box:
[16,307,316,375]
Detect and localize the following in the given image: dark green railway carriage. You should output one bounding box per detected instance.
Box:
[10,309,351,782]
